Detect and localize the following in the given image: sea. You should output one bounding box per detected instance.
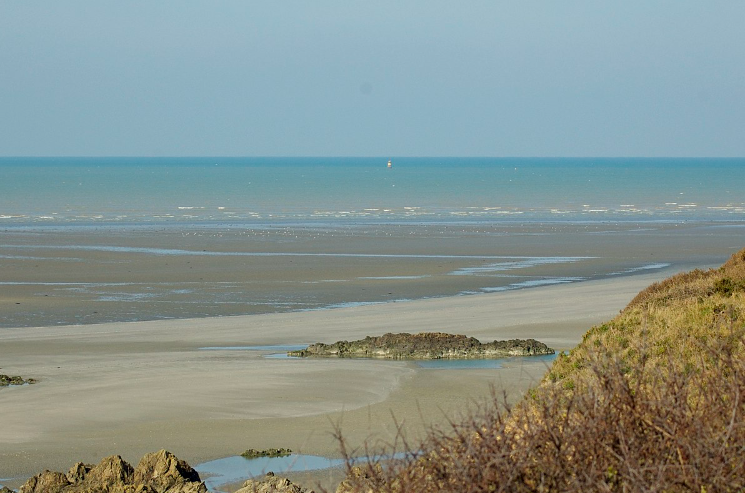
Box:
[1,157,744,327]
[1,157,744,223]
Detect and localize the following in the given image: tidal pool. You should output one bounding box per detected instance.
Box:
[195,452,410,491]
[195,454,345,490]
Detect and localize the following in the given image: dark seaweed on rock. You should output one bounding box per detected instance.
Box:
[240,448,292,459]
[288,332,554,359]
[0,374,37,387]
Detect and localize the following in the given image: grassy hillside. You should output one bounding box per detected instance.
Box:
[335,248,745,492]
[549,248,745,389]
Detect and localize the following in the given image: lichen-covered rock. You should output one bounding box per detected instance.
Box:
[2,486,17,493]
[235,472,313,493]
[18,450,205,493]
[288,332,554,359]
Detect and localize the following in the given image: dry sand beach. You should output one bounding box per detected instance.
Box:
[0,270,677,489]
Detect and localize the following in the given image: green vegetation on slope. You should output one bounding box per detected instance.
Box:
[335,248,745,493]
[549,248,745,391]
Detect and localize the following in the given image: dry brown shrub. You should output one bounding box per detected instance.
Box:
[330,247,745,493]
[331,330,745,493]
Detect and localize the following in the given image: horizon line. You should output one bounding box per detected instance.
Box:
[1,155,744,160]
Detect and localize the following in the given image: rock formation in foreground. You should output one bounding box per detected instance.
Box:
[0,374,37,387]
[235,472,313,493]
[19,450,206,493]
[288,332,554,359]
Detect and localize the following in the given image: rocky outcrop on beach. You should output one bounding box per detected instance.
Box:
[235,472,314,493]
[240,448,292,459]
[288,332,554,359]
[0,374,37,387]
[19,450,206,493]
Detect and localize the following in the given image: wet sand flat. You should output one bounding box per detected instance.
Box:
[0,272,672,487]
[2,221,741,328]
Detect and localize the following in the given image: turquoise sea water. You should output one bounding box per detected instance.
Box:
[1,157,744,224]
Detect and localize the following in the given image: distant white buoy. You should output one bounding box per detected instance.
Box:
[387,159,392,168]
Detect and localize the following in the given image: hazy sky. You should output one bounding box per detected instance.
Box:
[1,1,743,157]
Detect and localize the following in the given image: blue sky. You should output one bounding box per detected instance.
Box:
[1,1,743,157]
